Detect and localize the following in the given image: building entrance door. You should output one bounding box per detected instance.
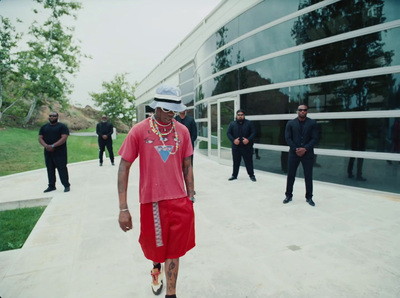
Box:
[209,99,236,164]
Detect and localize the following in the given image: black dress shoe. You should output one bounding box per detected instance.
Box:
[228,176,237,181]
[44,187,56,193]
[283,196,292,204]
[306,198,315,206]
[64,186,70,192]
[250,176,256,182]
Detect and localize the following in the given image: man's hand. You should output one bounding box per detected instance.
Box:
[45,144,55,152]
[242,137,249,145]
[102,135,108,140]
[234,137,240,145]
[296,147,307,157]
[119,211,133,232]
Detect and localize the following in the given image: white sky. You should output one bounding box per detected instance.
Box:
[0,0,221,106]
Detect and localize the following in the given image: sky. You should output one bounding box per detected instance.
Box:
[0,0,221,107]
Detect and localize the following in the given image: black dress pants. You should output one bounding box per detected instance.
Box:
[285,153,313,199]
[45,152,70,188]
[231,146,254,178]
[98,138,114,163]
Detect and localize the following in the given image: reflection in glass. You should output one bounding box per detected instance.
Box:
[250,118,398,154]
[239,73,400,115]
[195,103,208,119]
[253,149,400,193]
[197,122,208,138]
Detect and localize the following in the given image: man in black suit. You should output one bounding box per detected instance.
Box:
[283,104,319,206]
[227,109,257,182]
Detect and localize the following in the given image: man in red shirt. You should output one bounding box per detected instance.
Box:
[117,85,195,298]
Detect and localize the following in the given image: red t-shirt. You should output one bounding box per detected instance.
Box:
[118,118,193,204]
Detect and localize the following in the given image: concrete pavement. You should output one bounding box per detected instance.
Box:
[0,153,399,297]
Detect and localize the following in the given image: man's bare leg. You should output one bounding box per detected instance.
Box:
[165,258,179,295]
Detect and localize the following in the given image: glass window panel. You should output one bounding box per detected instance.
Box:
[197,121,208,138]
[197,140,209,156]
[182,94,194,107]
[195,102,208,119]
[238,0,299,36]
[239,73,400,115]
[180,80,193,96]
[253,149,400,193]
[180,66,194,83]
[240,52,301,89]
[240,88,300,116]
[196,1,400,85]
[249,117,399,154]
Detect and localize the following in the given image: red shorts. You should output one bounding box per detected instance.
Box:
[139,197,195,263]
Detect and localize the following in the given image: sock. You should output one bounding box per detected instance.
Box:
[153,263,161,271]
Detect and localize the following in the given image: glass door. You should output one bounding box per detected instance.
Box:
[209,98,236,162]
[219,100,235,162]
[210,103,218,159]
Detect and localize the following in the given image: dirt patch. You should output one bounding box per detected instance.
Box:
[36,104,130,133]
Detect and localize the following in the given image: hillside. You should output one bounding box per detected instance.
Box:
[35,103,130,133]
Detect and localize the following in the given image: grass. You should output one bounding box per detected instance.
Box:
[0,126,128,252]
[0,206,46,251]
[0,127,127,176]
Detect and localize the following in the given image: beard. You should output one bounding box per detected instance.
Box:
[49,118,58,124]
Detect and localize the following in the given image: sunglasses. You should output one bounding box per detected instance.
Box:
[49,115,58,117]
[160,107,176,113]
[298,109,308,112]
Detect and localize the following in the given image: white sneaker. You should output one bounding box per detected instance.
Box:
[151,264,163,295]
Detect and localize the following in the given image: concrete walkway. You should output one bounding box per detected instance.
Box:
[0,153,399,297]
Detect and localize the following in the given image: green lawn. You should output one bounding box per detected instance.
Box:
[0,127,127,176]
[0,127,128,252]
[0,206,46,251]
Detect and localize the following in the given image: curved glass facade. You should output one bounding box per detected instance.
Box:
[191,0,400,193]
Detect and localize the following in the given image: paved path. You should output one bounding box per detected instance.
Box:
[0,154,399,297]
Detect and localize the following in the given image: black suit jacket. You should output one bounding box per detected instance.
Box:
[227,119,256,149]
[285,117,318,158]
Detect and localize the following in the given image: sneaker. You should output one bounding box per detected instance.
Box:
[151,264,163,295]
[250,176,256,182]
[99,162,103,167]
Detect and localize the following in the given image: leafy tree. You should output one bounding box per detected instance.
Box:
[0,16,24,122]
[18,0,83,124]
[0,0,84,126]
[90,73,136,128]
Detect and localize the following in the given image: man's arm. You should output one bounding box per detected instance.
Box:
[182,156,194,200]
[227,122,235,143]
[190,118,197,143]
[38,134,68,151]
[118,158,133,232]
[107,123,113,138]
[304,120,319,151]
[38,135,47,148]
[285,121,296,150]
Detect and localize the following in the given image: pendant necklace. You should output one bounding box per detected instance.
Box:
[150,116,179,155]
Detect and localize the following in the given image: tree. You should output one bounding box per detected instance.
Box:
[0,0,85,126]
[18,0,83,124]
[90,73,136,128]
[0,16,24,122]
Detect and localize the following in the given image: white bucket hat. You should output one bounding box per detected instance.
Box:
[149,84,187,112]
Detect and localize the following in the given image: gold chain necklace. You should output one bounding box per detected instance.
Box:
[150,116,179,155]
